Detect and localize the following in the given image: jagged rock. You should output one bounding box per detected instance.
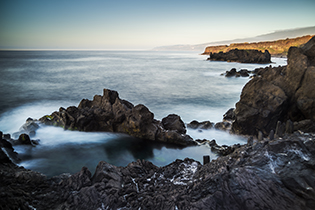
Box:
[161,114,186,134]
[1,134,315,209]
[39,89,196,146]
[223,108,235,121]
[208,48,271,63]
[232,36,315,136]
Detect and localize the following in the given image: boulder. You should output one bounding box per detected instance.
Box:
[223,68,251,77]
[187,120,214,130]
[232,36,315,136]
[40,89,196,146]
[12,118,40,138]
[214,121,231,131]
[18,134,32,145]
[208,49,271,64]
[161,114,186,134]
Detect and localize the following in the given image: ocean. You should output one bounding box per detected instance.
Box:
[0,50,286,177]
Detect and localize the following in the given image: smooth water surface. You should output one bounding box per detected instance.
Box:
[0,50,286,176]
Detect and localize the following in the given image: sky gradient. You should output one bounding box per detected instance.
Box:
[0,0,314,50]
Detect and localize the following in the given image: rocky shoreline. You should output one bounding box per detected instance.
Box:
[1,37,315,209]
[1,130,315,210]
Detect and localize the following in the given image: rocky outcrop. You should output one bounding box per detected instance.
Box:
[232,36,315,137]
[39,89,196,146]
[221,68,253,77]
[203,35,314,56]
[2,131,315,210]
[187,120,214,129]
[207,48,271,64]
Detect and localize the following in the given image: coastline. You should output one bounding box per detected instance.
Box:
[1,37,315,209]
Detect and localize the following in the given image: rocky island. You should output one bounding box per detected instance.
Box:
[1,37,315,209]
[207,48,271,63]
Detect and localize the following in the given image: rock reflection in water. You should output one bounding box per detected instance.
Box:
[15,135,212,177]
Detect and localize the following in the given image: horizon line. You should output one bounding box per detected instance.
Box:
[0,48,152,51]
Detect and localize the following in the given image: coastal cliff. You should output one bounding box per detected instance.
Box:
[202,35,313,56]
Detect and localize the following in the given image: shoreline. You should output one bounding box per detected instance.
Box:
[1,130,314,209]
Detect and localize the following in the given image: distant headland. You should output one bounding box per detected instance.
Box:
[153,26,315,53]
[202,35,313,56]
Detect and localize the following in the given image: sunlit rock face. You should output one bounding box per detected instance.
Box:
[232,36,315,137]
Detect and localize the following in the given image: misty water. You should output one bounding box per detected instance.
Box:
[0,50,286,177]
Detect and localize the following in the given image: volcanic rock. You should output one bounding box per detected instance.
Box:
[39,89,196,146]
[208,48,271,64]
[2,133,315,209]
[187,120,214,130]
[232,36,315,136]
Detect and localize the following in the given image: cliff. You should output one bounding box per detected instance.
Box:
[202,35,314,56]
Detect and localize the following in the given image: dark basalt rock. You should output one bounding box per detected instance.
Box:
[2,133,314,210]
[214,121,231,131]
[223,68,252,77]
[161,114,186,134]
[187,120,214,130]
[223,108,235,121]
[18,133,32,145]
[208,48,271,64]
[232,36,315,137]
[39,89,196,146]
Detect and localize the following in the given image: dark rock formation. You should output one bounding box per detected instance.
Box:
[187,120,214,129]
[18,133,32,145]
[232,36,315,137]
[223,108,235,121]
[208,48,271,64]
[2,131,315,210]
[39,89,196,146]
[214,121,231,131]
[222,68,252,77]
[162,114,186,134]
[12,118,39,139]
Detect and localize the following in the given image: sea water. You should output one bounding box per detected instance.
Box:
[0,50,287,177]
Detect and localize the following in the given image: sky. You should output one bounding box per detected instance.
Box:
[0,0,314,50]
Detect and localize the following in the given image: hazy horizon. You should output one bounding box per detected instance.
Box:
[1,0,315,50]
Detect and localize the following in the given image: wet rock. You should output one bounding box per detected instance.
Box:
[223,68,252,77]
[18,134,32,145]
[187,120,214,130]
[232,37,315,136]
[225,68,237,77]
[223,108,235,121]
[1,134,315,210]
[161,114,186,134]
[39,89,196,146]
[12,118,40,138]
[214,121,231,131]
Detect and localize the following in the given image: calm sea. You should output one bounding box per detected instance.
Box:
[0,50,286,176]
